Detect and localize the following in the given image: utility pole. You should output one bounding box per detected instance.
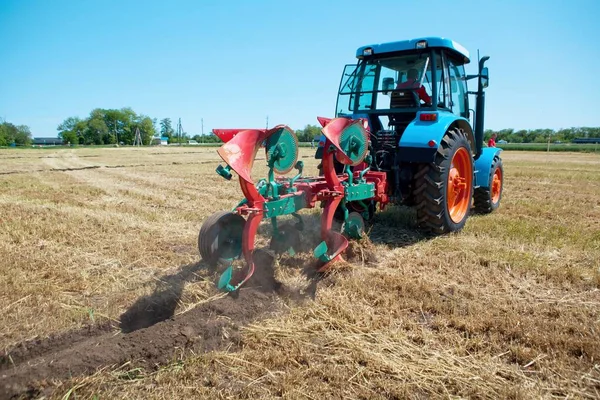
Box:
[133,126,142,146]
[176,118,184,145]
[266,115,269,129]
[201,118,204,135]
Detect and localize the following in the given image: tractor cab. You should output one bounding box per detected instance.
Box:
[317,37,492,188]
[336,38,473,135]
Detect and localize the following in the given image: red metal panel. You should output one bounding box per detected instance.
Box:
[213,128,266,143]
[321,117,368,166]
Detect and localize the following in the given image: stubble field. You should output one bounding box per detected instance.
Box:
[0,146,599,399]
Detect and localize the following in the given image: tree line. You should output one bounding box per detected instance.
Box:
[2,110,600,147]
[56,110,223,145]
[296,125,600,144]
[58,108,156,145]
[158,118,222,144]
[483,127,600,144]
[0,121,32,146]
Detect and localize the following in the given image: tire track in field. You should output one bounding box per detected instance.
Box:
[0,249,312,400]
[36,153,180,208]
[96,167,210,202]
[0,287,282,400]
[0,160,222,176]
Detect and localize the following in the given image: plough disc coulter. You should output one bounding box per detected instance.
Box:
[200,117,389,292]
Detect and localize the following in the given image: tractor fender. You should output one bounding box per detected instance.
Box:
[397,112,475,163]
[474,147,503,188]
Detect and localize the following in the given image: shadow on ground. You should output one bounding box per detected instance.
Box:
[119,261,209,333]
[0,257,286,400]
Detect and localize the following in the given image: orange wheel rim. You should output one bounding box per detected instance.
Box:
[491,168,502,204]
[446,148,473,223]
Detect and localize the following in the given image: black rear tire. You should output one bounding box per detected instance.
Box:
[414,128,474,235]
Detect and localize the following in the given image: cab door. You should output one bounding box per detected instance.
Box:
[335,64,359,116]
[446,54,469,119]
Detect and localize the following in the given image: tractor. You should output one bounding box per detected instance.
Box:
[199,37,503,292]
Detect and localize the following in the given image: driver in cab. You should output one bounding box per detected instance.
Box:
[396,68,432,106]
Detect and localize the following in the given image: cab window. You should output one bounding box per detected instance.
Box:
[447,57,468,118]
[424,51,448,108]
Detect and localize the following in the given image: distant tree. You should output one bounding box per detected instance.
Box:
[204,132,222,143]
[0,124,9,146]
[0,121,32,146]
[58,116,83,144]
[136,115,157,145]
[0,122,17,146]
[160,118,174,139]
[87,116,108,145]
[295,124,322,142]
[14,125,32,146]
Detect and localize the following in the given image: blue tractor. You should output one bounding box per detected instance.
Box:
[316,37,503,234]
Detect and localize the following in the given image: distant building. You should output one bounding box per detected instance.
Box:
[32,137,64,146]
[572,137,600,144]
[151,136,169,145]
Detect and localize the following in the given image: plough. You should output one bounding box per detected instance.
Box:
[198,116,388,292]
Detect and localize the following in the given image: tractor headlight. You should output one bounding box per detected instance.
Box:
[363,47,373,56]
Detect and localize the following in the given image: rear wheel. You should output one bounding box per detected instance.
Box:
[474,155,503,213]
[414,128,474,234]
[198,211,245,266]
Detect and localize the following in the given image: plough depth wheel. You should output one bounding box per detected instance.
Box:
[343,211,366,239]
[198,211,245,266]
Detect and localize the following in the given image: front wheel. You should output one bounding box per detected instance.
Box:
[474,155,503,213]
[414,128,474,234]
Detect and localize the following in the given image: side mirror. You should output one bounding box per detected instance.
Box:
[481,67,489,88]
[382,77,394,94]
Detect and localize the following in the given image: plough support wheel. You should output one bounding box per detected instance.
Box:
[198,211,245,266]
[343,212,366,239]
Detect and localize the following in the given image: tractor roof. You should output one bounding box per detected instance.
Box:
[356,37,470,64]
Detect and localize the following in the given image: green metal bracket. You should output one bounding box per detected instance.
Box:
[314,241,332,262]
[287,161,304,190]
[216,164,232,180]
[292,212,304,231]
[340,201,349,222]
[231,180,269,212]
[263,193,307,218]
[359,154,372,181]
[345,182,375,202]
[274,215,284,234]
[343,164,354,185]
[217,265,236,292]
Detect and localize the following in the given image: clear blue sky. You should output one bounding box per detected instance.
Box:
[1,0,599,137]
